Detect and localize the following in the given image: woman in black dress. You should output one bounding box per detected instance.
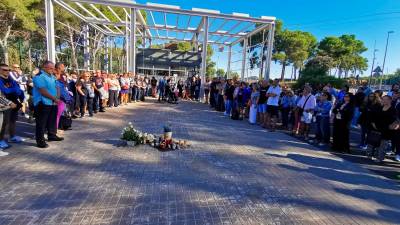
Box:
[358,93,382,149]
[332,93,354,153]
[371,95,397,162]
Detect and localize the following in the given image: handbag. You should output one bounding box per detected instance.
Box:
[367,130,382,148]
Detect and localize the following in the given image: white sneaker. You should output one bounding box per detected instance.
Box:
[395,155,400,162]
[0,140,9,149]
[9,136,24,143]
[0,150,9,157]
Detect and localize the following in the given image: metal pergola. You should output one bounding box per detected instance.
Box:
[45,0,276,91]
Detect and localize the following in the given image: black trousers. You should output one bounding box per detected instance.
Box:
[35,103,58,142]
[79,93,93,116]
[93,90,103,111]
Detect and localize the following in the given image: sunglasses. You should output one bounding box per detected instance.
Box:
[0,68,10,72]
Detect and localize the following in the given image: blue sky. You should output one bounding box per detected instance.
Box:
[136,0,400,79]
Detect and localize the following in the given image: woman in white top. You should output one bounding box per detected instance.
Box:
[108,74,120,107]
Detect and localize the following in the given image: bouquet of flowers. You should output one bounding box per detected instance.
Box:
[121,122,141,146]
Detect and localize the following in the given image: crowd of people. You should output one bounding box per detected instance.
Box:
[1,60,400,163]
[0,61,171,153]
[206,77,400,163]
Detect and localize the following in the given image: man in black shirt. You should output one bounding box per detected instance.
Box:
[224,79,235,116]
[257,80,269,127]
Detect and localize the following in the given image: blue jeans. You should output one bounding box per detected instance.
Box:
[225,100,232,115]
[316,116,330,143]
[351,107,360,127]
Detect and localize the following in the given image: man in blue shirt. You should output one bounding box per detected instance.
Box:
[33,61,63,148]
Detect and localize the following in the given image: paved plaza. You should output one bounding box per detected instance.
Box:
[0,100,400,225]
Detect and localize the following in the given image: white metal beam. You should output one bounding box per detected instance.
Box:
[241,37,247,80]
[45,0,56,62]
[200,16,209,101]
[69,0,276,23]
[74,2,117,34]
[264,23,275,80]
[230,23,270,46]
[130,8,137,74]
[53,0,108,34]
[149,11,160,37]
[89,4,123,34]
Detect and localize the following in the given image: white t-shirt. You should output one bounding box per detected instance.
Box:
[296,94,316,111]
[267,85,281,106]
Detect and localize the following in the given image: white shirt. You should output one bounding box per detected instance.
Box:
[267,85,281,106]
[297,94,316,111]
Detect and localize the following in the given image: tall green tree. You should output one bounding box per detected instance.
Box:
[0,0,41,64]
[318,34,368,78]
[273,29,317,81]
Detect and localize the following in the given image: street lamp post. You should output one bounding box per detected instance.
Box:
[368,40,378,87]
[380,31,394,90]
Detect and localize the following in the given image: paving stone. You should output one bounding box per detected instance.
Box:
[0,99,399,225]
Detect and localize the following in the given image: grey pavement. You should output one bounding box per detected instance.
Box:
[0,99,400,225]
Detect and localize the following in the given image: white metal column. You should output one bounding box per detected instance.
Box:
[45,0,56,62]
[110,37,113,73]
[130,9,137,74]
[259,29,266,79]
[83,24,90,70]
[125,15,130,73]
[264,23,275,80]
[241,37,248,80]
[200,16,209,101]
[104,36,109,73]
[227,45,232,78]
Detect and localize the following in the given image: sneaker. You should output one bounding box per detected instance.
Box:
[24,114,30,119]
[395,155,400,162]
[0,140,9,149]
[0,150,9,157]
[9,136,24,143]
[318,142,325,147]
[361,145,368,150]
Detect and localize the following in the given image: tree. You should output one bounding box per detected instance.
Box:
[395,68,400,76]
[318,35,368,78]
[0,0,41,64]
[295,55,344,89]
[216,68,225,77]
[273,29,317,81]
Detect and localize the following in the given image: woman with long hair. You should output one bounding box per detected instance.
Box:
[358,92,382,150]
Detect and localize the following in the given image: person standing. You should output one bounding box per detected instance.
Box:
[150,76,157,98]
[92,70,105,113]
[32,61,64,148]
[280,90,296,130]
[0,63,26,145]
[224,79,235,116]
[351,87,365,128]
[158,76,166,102]
[266,79,281,131]
[9,64,29,119]
[314,92,332,146]
[54,63,71,129]
[76,72,95,117]
[204,78,211,105]
[0,89,16,156]
[108,73,120,107]
[332,93,354,153]
[257,80,268,127]
[296,86,317,140]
